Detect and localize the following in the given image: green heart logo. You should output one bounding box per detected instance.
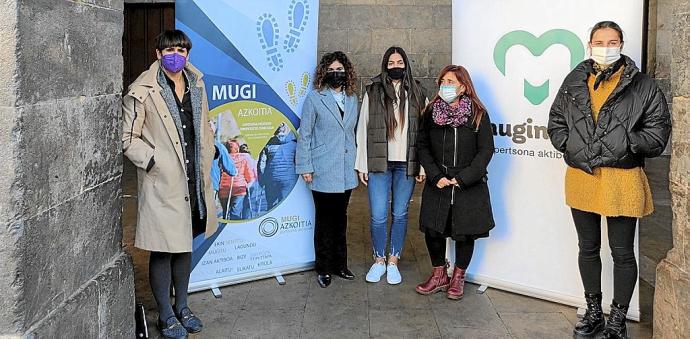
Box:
[493,29,584,105]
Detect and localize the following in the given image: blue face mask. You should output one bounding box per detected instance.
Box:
[438,85,459,103]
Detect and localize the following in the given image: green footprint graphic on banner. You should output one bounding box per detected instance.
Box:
[258,0,311,71]
[285,72,310,106]
[494,29,584,105]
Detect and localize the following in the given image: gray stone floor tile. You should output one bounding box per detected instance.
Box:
[431,288,507,332]
[300,303,369,338]
[244,273,309,310]
[369,308,442,338]
[306,273,369,307]
[231,308,304,339]
[367,277,431,310]
[486,288,574,314]
[432,296,506,333]
[500,312,573,339]
[188,284,249,336]
[439,326,512,339]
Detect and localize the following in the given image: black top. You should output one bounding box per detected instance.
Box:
[164,73,197,186]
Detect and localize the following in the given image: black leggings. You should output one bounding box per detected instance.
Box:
[571,208,638,307]
[425,234,475,269]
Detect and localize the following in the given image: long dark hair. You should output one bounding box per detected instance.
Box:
[425,65,488,128]
[379,46,423,140]
[589,21,624,43]
[313,51,357,96]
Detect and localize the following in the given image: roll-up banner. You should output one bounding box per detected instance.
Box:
[452,0,644,319]
[175,0,319,292]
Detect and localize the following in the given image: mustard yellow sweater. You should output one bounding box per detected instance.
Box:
[564,68,654,217]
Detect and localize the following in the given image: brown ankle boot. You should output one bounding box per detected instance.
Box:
[415,264,450,295]
[446,267,466,300]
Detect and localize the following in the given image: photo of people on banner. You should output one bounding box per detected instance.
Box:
[210,110,298,221]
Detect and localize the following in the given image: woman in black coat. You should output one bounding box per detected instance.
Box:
[415,65,495,300]
[548,21,671,339]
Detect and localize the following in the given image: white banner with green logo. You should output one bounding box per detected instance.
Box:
[452,0,644,320]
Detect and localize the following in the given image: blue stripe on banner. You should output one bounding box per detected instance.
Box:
[175,0,301,127]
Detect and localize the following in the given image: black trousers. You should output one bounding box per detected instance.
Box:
[312,190,352,274]
[425,235,475,269]
[425,212,475,269]
[571,208,638,307]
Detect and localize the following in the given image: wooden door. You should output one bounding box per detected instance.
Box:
[122,3,175,91]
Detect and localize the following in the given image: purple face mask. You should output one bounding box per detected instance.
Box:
[160,53,187,73]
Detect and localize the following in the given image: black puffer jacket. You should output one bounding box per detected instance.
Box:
[548,56,671,174]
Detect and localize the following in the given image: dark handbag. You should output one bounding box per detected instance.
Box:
[135,302,149,338]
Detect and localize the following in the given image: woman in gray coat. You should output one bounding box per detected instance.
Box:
[295,51,359,288]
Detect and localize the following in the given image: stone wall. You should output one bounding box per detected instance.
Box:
[653,0,690,337]
[318,0,452,98]
[0,0,134,337]
[649,0,673,95]
[648,0,674,154]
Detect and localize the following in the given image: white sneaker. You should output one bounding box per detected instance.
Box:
[365,262,386,283]
[386,263,402,285]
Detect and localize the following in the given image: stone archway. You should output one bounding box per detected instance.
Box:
[653,0,690,337]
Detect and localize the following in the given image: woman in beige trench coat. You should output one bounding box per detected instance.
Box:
[122,30,216,339]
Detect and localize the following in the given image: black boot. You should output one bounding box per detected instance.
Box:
[573,293,605,337]
[602,301,628,339]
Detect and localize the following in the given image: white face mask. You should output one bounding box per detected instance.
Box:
[590,46,621,66]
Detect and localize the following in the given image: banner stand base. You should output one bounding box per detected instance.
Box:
[477,285,489,294]
[275,275,286,285]
[211,287,222,299]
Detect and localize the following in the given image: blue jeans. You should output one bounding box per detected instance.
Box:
[367,161,416,258]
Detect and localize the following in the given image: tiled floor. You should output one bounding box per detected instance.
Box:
[123,156,670,338]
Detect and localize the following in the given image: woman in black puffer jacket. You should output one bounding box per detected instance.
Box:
[414,64,495,301]
[548,21,671,339]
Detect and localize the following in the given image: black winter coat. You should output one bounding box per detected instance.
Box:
[548,56,671,174]
[417,106,495,239]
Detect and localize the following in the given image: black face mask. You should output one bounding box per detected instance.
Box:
[387,67,405,80]
[324,71,347,88]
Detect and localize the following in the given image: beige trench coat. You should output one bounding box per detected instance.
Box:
[122,61,218,253]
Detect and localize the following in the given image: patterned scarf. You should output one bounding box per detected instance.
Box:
[432,95,472,128]
[591,58,625,90]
